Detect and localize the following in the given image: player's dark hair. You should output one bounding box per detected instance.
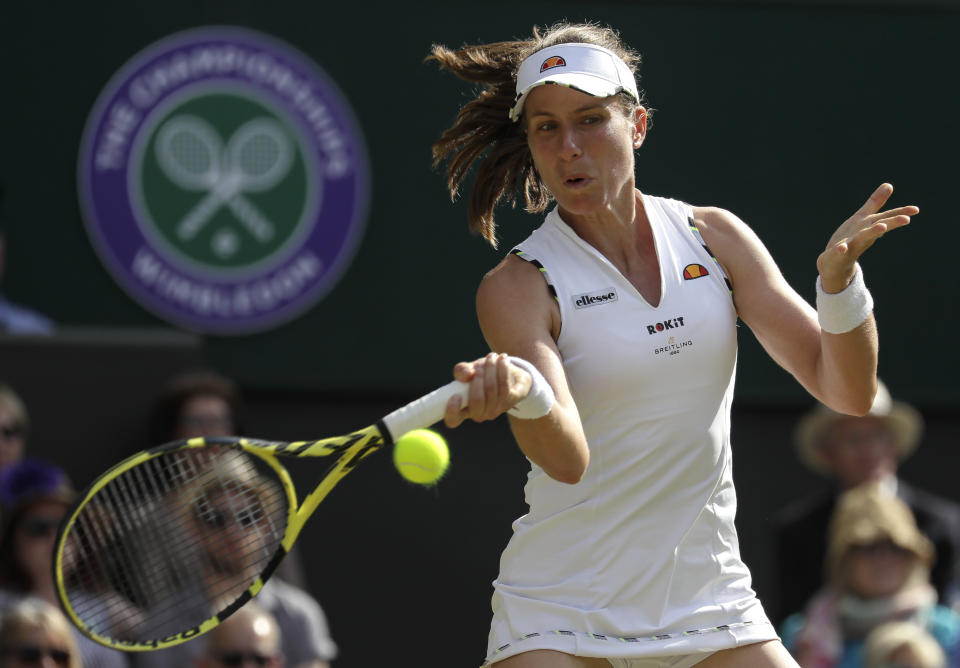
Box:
[427,22,649,247]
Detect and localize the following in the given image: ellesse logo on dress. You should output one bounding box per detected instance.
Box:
[573,288,618,309]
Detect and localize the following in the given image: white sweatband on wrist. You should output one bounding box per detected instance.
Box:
[816,262,874,334]
[505,356,556,419]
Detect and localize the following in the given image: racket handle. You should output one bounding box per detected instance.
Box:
[380,380,470,443]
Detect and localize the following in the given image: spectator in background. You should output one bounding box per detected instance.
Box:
[780,484,960,667]
[0,386,28,478]
[774,381,960,622]
[149,370,245,445]
[863,621,947,668]
[131,371,337,668]
[0,459,128,668]
[194,601,284,668]
[147,370,310,586]
[0,597,81,668]
[0,182,54,336]
[243,576,336,668]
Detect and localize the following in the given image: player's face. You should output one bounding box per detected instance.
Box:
[821,417,898,488]
[524,85,645,219]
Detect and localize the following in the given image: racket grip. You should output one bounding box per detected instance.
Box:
[380,380,470,443]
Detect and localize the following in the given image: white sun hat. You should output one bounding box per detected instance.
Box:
[509,42,640,122]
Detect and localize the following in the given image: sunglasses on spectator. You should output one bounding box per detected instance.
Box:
[20,516,63,539]
[193,496,264,532]
[0,645,71,666]
[212,651,274,666]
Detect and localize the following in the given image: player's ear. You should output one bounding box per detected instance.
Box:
[632,106,647,149]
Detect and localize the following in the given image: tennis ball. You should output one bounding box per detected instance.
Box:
[393,429,449,485]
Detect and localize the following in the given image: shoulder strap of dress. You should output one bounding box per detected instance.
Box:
[686,216,733,296]
[510,249,559,303]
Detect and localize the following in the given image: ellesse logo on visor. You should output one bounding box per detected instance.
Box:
[540,56,566,72]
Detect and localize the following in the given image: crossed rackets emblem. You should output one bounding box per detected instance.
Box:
[154,115,295,257]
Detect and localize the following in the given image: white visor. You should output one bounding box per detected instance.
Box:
[509,43,640,122]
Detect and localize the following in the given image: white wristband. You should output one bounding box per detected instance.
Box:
[505,356,555,420]
[816,262,874,334]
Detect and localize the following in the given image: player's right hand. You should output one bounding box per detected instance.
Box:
[443,352,533,428]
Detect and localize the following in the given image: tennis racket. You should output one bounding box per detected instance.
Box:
[53,378,470,651]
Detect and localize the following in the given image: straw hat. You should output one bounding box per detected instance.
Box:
[794,380,923,475]
[826,483,934,587]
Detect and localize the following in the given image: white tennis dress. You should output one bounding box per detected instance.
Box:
[483,193,777,665]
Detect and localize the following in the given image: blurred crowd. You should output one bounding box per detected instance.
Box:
[0,373,337,668]
[770,381,960,667]
[4,363,960,667]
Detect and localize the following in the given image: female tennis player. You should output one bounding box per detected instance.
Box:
[430,22,917,668]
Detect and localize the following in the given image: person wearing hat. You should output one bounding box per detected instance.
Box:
[0,458,130,668]
[428,17,916,668]
[780,484,960,667]
[774,382,960,625]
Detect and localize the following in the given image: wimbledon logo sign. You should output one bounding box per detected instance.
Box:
[78,27,370,334]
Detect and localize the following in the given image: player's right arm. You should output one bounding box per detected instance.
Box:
[443,254,590,484]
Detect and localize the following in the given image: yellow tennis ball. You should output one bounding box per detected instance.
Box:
[393,428,449,485]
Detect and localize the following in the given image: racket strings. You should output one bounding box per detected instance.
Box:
[61,446,288,643]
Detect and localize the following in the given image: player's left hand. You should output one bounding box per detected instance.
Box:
[817,183,917,293]
[443,352,533,427]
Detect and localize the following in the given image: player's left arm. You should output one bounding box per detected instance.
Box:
[692,183,916,415]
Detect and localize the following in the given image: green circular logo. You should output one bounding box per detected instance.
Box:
[79,27,370,334]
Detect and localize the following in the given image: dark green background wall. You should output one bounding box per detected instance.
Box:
[2,1,957,403]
